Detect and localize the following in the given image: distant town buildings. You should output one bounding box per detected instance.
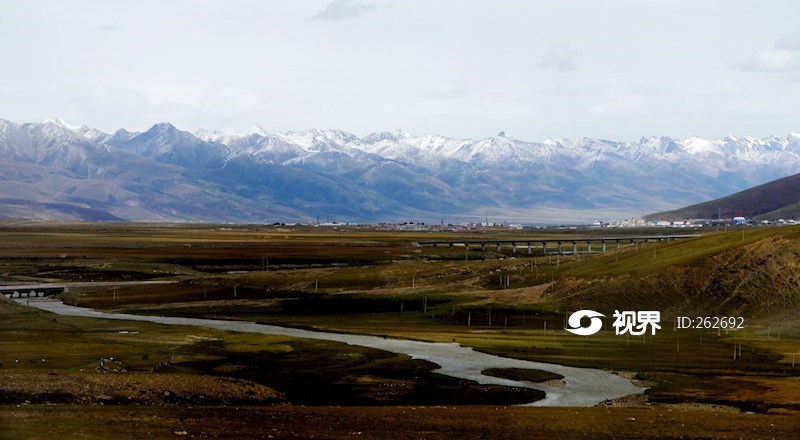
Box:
[638,216,797,228]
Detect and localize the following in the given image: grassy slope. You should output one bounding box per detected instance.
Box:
[647,172,800,221]
[2,223,800,416]
[548,226,800,321]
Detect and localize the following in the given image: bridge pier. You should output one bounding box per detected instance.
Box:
[588,241,592,253]
[602,240,607,252]
[542,241,548,255]
[496,243,501,252]
[512,243,517,254]
[1,285,66,299]
[557,241,563,255]
[527,242,532,254]
[572,241,578,255]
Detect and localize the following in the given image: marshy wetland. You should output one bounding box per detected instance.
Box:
[1,222,800,438]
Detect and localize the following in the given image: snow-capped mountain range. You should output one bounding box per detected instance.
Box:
[1,117,799,223]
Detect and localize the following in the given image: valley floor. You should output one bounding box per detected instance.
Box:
[3,404,799,440]
[2,223,800,438]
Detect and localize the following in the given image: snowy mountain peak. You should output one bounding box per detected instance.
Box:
[683,136,717,154]
[193,128,226,143]
[1,118,800,223]
[76,125,110,142]
[43,118,79,130]
[542,138,565,146]
[109,128,137,141]
[245,124,269,137]
[149,122,178,133]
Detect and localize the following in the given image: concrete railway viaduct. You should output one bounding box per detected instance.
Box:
[413,235,699,255]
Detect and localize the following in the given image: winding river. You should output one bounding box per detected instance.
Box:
[18,299,644,407]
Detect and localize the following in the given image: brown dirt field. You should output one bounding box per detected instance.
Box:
[0,371,282,405]
[2,404,799,439]
[648,374,800,411]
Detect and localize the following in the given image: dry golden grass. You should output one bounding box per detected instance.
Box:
[2,222,800,430]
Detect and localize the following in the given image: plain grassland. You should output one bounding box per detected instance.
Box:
[1,222,799,437]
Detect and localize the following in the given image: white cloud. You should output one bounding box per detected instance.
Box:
[740,49,800,72]
[3,1,800,140]
[309,0,376,22]
[740,31,800,72]
[539,44,580,72]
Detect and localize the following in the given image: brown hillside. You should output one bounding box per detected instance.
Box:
[551,231,800,333]
[647,172,800,221]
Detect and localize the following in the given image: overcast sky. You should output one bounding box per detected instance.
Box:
[1,0,799,140]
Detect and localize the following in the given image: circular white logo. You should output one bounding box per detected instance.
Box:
[565,310,605,336]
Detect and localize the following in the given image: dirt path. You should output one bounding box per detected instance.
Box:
[19,299,644,407]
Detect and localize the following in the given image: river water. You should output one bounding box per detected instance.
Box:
[19,299,644,407]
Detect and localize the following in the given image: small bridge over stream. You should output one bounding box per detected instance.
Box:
[1,284,66,299]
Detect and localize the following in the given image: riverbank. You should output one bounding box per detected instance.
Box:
[18,298,644,407]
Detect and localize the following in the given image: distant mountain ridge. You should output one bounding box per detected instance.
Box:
[1,117,800,223]
[647,172,800,221]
